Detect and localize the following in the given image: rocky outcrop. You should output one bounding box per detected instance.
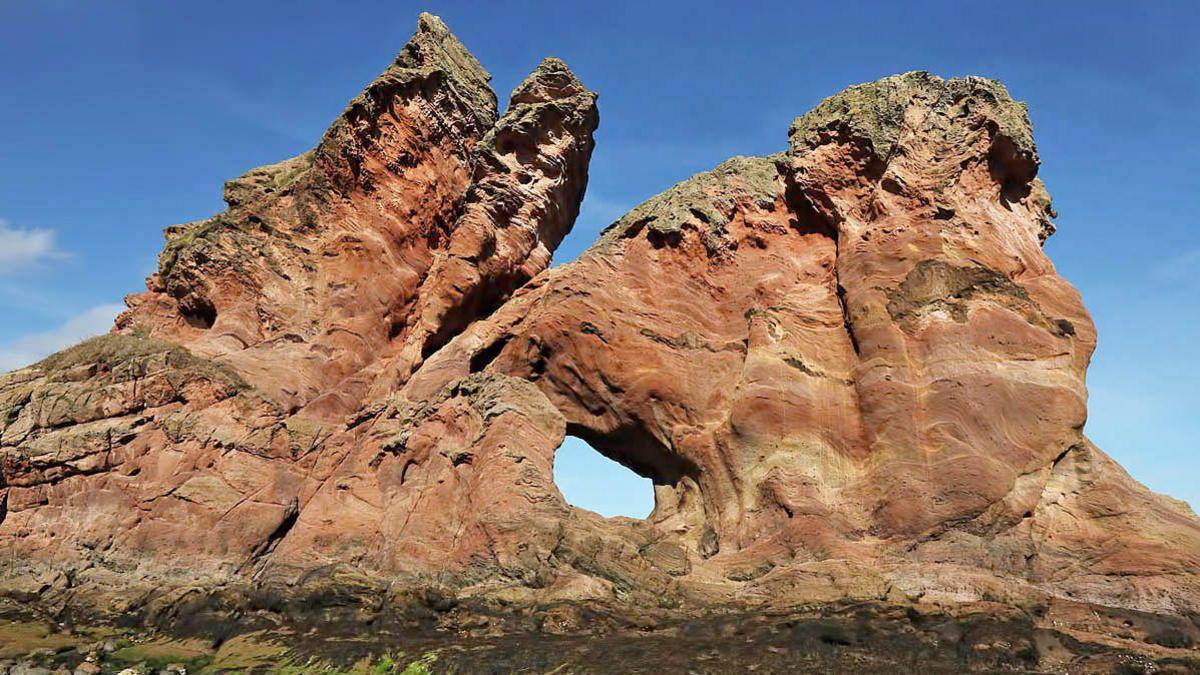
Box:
[0,14,1197,669]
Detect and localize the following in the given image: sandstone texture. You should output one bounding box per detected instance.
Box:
[0,13,1197,672]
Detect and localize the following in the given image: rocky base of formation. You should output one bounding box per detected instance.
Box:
[1,11,1197,672]
[0,599,1197,674]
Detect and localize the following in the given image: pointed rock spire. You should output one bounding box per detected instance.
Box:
[311,13,499,193]
[378,56,600,383]
[509,56,591,104]
[393,12,498,126]
[119,13,514,417]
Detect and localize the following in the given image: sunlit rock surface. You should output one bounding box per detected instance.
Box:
[0,13,1196,671]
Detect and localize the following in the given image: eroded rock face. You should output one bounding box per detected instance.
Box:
[0,14,1197,663]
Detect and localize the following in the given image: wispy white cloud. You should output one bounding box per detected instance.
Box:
[0,304,124,373]
[0,219,67,273]
[1152,248,1200,284]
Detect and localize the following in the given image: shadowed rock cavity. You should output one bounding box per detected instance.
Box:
[0,16,1197,665]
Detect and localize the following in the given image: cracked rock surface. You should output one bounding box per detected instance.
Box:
[0,14,1197,671]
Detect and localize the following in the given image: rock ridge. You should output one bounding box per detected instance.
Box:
[0,16,1197,669]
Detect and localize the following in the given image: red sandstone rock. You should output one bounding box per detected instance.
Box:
[0,14,1196,664]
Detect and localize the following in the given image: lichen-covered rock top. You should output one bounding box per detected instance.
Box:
[596,154,784,246]
[788,71,1039,181]
[0,17,1197,667]
[325,11,499,155]
[509,56,591,104]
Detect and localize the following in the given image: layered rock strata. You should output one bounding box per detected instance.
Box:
[0,13,1196,666]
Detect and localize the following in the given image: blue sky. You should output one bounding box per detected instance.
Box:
[1,1,1196,516]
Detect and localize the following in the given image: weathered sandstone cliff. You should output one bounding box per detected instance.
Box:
[0,13,1196,672]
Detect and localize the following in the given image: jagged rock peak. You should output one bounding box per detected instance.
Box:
[481,57,599,166]
[380,56,600,381]
[510,57,592,105]
[395,12,498,120]
[221,14,501,210]
[351,11,498,125]
[118,14,599,418]
[312,13,500,182]
[486,57,598,146]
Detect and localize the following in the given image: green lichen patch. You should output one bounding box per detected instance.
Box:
[398,652,437,675]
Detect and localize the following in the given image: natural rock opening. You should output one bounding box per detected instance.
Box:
[553,435,654,519]
[180,296,217,330]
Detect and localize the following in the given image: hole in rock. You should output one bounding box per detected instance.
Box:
[553,436,654,519]
[181,298,217,330]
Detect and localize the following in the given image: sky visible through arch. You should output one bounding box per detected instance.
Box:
[554,437,655,519]
[0,1,1196,515]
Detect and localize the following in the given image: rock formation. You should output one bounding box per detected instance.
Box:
[0,13,1197,671]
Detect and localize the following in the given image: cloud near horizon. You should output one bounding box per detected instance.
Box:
[0,219,67,273]
[0,304,125,372]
